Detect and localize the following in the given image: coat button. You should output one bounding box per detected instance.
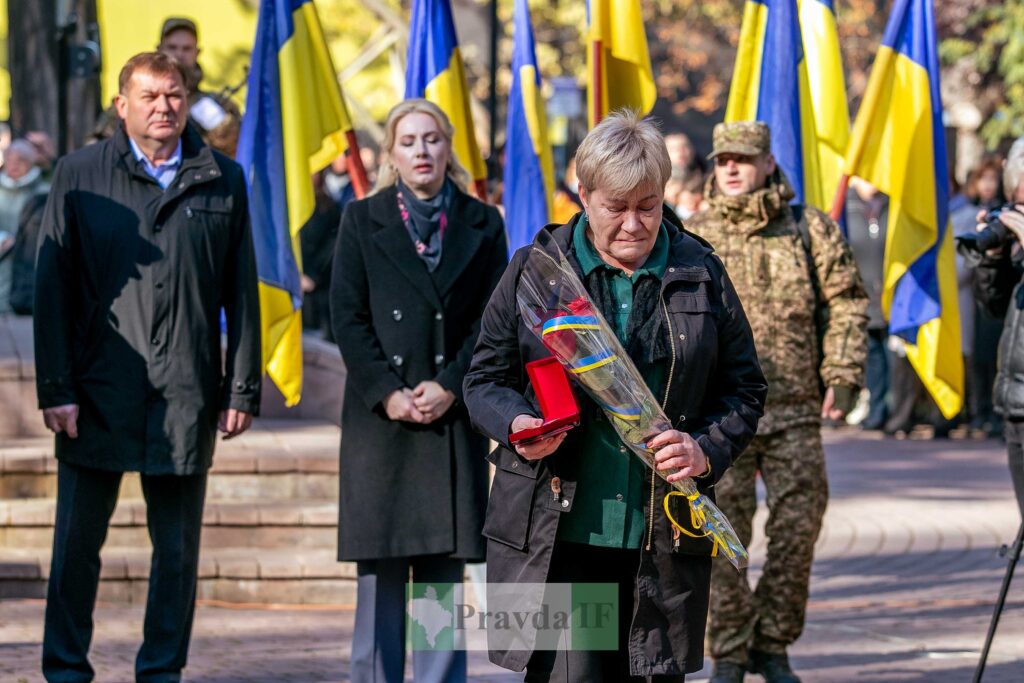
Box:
[668,267,676,273]
[561,499,570,508]
[392,355,404,367]
[235,381,245,390]
[615,493,623,501]
[435,353,444,365]
[151,338,159,346]
[185,207,194,218]
[679,415,686,423]
[679,333,686,341]
[435,312,443,321]
[511,461,518,469]
[392,309,403,322]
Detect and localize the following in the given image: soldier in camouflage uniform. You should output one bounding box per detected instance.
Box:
[686,121,869,683]
[92,18,242,157]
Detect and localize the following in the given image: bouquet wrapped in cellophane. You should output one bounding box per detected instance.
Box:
[516,233,748,569]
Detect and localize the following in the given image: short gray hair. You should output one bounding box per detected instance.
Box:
[1004,136,1024,198]
[574,110,672,197]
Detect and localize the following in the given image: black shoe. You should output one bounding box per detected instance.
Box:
[709,660,747,683]
[749,649,802,683]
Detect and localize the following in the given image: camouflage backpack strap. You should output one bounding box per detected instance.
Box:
[792,204,828,396]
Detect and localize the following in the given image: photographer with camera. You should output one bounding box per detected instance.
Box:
[957,137,1024,519]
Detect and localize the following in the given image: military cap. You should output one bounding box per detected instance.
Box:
[708,121,771,159]
[160,17,198,42]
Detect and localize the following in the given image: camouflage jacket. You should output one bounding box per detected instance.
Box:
[686,172,868,435]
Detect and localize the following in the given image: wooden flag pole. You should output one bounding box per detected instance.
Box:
[830,174,851,221]
[345,129,370,200]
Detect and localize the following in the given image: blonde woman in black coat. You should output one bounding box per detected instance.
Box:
[330,99,508,683]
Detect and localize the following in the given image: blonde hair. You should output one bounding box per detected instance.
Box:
[575,109,672,197]
[373,98,471,195]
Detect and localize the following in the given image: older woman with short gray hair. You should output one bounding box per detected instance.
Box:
[464,111,768,680]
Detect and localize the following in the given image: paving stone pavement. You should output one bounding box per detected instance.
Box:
[2,427,1023,682]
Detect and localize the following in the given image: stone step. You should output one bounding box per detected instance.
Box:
[0,547,357,605]
[0,420,340,501]
[0,498,340,549]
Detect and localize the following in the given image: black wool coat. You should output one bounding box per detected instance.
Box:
[463,213,767,675]
[330,185,508,561]
[34,124,261,475]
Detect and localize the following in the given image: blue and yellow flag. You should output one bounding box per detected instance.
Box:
[405,0,487,187]
[505,0,554,253]
[726,0,824,209]
[843,0,962,418]
[586,0,656,129]
[799,0,849,213]
[236,0,352,406]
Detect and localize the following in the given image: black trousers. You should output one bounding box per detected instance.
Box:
[524,541,685,683]
[1004,419,1024,521]
[42,461,207,683]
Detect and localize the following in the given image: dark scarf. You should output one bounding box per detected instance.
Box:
[397,179,453,272]
[573,230,670,369]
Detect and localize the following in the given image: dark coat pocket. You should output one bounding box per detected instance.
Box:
[482,446,539,551]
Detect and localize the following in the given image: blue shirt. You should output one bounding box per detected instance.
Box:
[129,137,182,190]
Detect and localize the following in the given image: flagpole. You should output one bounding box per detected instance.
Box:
[344,130,370,199]
[591,39,603,127]
[830,174,850,221]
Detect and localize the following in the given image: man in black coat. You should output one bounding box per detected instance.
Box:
[34,52,260,683]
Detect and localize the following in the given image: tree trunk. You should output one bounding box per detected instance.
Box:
[8,0,59,139]
[8,0,100,153]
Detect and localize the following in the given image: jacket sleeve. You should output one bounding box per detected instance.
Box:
[692,257,768,483]
[329,201,406,411]
[221,169,262,414]
[34,159,78,409]
[463,247,538,449]
[435,208,510,401]
[807,208,870,390]
[967,245,1019,321]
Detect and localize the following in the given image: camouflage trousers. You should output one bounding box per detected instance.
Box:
[708,423,828,662]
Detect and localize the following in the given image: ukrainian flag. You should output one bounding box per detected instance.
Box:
[236,0,353,406]
[726,0,824,209]
[586,0,656,129]
[405,0,487,192]
[799,0,849,213]
[504,0,554,253]
[843,0,962,418]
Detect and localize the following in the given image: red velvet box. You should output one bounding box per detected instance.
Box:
[509,357,580,445]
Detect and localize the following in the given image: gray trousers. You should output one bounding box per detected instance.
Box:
[352,555,467,683]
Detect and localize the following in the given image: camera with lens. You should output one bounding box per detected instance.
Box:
[956,203,1020,253]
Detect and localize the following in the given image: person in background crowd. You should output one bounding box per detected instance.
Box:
[329,98,508,683]
[845,177,890,431]
[300,169,345,340]
[688,121,868,683]
[665,130,707,183]
[671,170,707,220]
[551,156,584,224]
[0,138,49,313]
[963,136,1024,521]
[35,51,260,683]
[955,157,1007,437]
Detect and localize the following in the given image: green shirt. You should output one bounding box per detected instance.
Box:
[557,216,669,549]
